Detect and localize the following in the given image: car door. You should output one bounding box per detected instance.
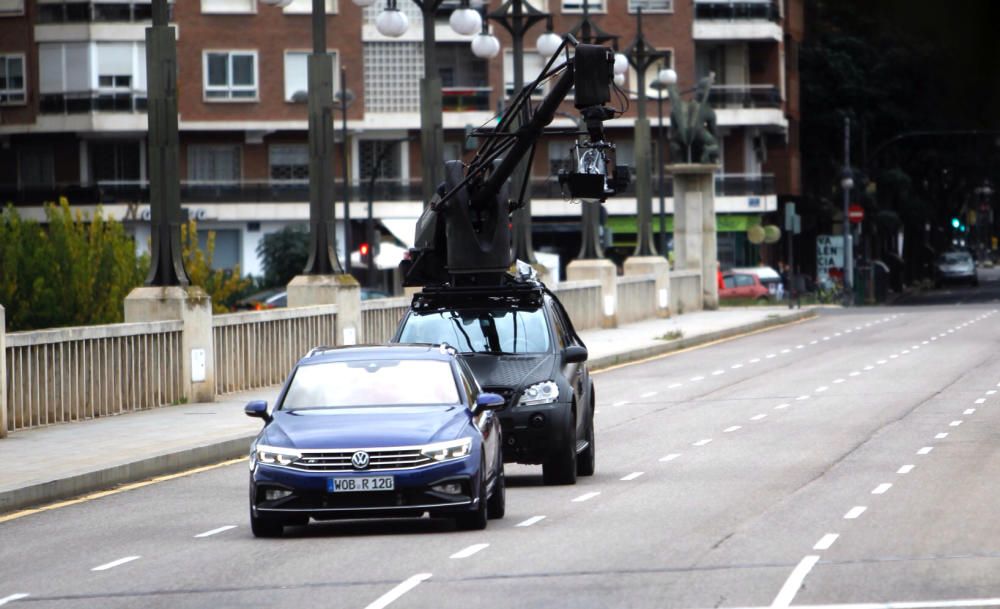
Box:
[734,274,754,297]
[458,359,498,479]
[548,299,590,440]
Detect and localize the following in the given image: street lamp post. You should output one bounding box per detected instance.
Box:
[335,69,355,274]
[144,0,189,286]
[623,8,668,258]
[842,116,854,305]
[372,0,483,206]
[649,66,677,259]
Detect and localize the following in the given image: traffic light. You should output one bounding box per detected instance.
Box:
[951,217,961,229]
[359,242,370,264]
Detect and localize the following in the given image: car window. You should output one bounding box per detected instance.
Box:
[548,303,568,349]
[940,253,971,264]
[723,276,736,289]
[398,308,551,354]
[457,360,479,405]
[735,274,754,287]
[280,359,460,409]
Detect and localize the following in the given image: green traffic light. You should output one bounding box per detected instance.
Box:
[951,217,961,229]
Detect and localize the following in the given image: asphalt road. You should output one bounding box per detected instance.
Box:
[3,298,1000,608]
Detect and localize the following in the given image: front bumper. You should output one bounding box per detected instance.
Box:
[251,456,480,520]
[498,400,573,464]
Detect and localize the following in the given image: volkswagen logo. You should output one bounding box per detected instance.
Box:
[351,451,370,470]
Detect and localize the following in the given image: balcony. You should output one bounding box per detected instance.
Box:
[442,87,492,112]
[37,1,172,23]
[692,0,782,41]
[39,92,147,114]
[708,84,781,109]
[694,0,779,21]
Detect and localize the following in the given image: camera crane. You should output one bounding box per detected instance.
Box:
[400,37,630,288]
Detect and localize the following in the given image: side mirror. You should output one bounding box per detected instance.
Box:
[564,345,589,364]
[475,392,506,412]
[244,400,271,422]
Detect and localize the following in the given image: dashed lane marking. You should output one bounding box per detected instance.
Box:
[0,595,29,607]
[864,365,875,371]
[872,483,892,495]
[918,447,934,455]
[693,439,713,447]
[194,525,237,539]
[949,420,963,427]
[516,516,546,527]
[92,556,141,572]
[724,426,742,433]
[813,533,839,551]
[815,386,829,393]
[691,376,705,381]
[640,391,657,399]
[844,506,867,519]
[732,364,744,369]
[849,371,861,376]
[364,573,432,609]
[964,409,976,415]
[572,492,601,503]
[771,555,821,608]
[975,398,986,404]
[659,453,681,462]
[935,433,949,439]
[751,414,767,421]
[668,383,683,389]
[613,401,628,407]
[833,379,845,384]
[621,472,645,481]
[775,403,790,410]
[450,544,489,559]
[796,395,810,401]
[898,464,915,474]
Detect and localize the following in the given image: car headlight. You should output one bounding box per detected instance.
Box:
[255,444,301,466]
[420,438,472,462]
[519,380,559,406]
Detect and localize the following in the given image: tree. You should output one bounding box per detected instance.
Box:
[180,219,252,313]
[256,225,309,288]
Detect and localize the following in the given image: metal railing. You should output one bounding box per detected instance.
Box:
[37,1,171,23]
[212,305,337,396]
[4,320,183,432]
[553,280,603,331]
[708,84,781,109]
[694,0,780,21]
[39,92,148,115]
[361,297,410,344]
[616,275,657,325]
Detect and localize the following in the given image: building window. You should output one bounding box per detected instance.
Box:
[363,42,422,114]
[204,51,258,101]
[503,50,546,98]
[197,229,241,270]
[281,0,337,13]
[359,140,401,180]
[561,0,604,13]
[91,141,142,183]
[283,50,339,103]
[38,42,147,113]
[628,0,671,12]
[269,144,309,184]
[201,0,255,13]
[0,0,24,16]
[0,55,26,105]
[189,145,241,182]
[19,148,55,188]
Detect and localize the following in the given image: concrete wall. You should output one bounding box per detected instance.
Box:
[670,270,704,316]
[0,304,6,438]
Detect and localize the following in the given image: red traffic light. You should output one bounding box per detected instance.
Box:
[359,242,370,257]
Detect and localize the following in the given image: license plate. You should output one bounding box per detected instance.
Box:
[328,476,395,493]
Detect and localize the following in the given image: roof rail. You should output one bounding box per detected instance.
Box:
[305,346,337,358]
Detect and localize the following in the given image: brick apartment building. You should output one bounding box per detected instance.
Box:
[0,0,802,281]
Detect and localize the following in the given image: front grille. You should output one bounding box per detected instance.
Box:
[289,448,434,472]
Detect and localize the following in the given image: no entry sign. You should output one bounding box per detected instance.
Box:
[848,204,864,224]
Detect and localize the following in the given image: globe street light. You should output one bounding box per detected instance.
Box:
[649,66,676,258]
[373,0,481,206]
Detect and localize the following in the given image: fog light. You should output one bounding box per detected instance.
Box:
[432,482,463,495]
[265,489,292,501]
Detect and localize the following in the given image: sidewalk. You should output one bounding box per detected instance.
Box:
[0,306,815,514]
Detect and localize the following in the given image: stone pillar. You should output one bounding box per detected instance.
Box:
[287,274,361,346]
[624,256,670,318]
[0,304,7,438]
[125,286,215,403]
[566,259,618,328]
[670,163,720,310]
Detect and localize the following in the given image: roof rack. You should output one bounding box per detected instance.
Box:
[412,279,545,312]
[305,346,337,358]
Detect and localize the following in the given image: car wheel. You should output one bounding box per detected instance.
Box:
[487,460,506,520]
[543,412,578,486]
[576,400,596,477]
[250,508,284,538]
[456,461,488,531]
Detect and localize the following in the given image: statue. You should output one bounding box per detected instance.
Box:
[666,72,720,165]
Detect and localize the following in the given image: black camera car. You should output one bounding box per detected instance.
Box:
[392,268,595,485]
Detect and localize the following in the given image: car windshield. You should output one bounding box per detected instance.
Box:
[280,359,460,409]
[940,253,971,264]
[398,308,551,354]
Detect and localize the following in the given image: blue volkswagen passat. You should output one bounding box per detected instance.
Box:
[245,344,506,537]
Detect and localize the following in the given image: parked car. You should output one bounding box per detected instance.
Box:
[934,251,978,287]
[720,271,771,303]
[233,287,389,311]
[730,266,783,299]
[392,276,595,486]
[245,344,506,537]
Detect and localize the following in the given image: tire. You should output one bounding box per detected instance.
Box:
[576,401,596,477]
[543,411,578,486]
[250,508,284,538]
[486,460,506,520]
[456,460,489,530]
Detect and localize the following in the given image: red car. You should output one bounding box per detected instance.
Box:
[720,271,771,303]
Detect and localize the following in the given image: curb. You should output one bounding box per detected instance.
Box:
[0,309,817,516]
[588,309,817,371]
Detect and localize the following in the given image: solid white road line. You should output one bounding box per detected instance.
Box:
[621,471,645,481]
[751,414,767,421]
[364,573,433,609]
[918,447,934,455]
[572,491,601,503]
[950,420,963,427]
[0,595,29,607]
[872,483,892,495]
[450,544,489,559]
[659,453,681,462]
[935,433,949,439]
[964,409,976,415]
[516,515,546,527]
[813,533,840,551]
[844,506,867,519]
[693,438,713,447]
[897,464,915,474]
[733,597,1000,609]
[724,426,742,433]
[92,556,140,572]
[194,525,237,538]
[771,555,821,608]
